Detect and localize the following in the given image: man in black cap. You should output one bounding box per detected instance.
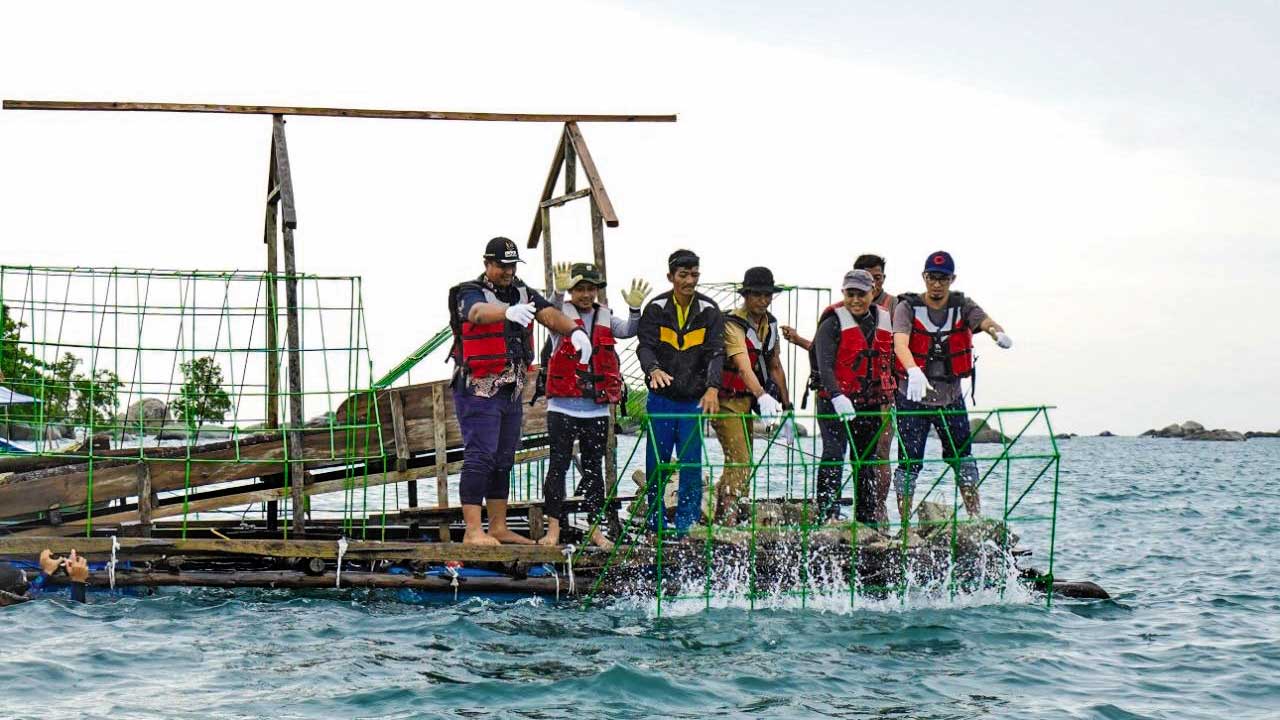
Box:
[448,237,595,546]
[711,266,790,523]
[636,249,724,536]
[892,250,1012,521]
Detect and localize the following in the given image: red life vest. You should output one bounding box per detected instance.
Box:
[895,292,973,380]
[448,280,534,379]
[814,302,895,403]
[720,312,778,398]
[544,303,623,404]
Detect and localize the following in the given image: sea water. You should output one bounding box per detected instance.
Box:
[2,437,1278,719]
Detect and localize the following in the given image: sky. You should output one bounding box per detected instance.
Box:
[1,1,1276,434]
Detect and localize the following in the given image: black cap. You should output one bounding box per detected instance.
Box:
[483,237,524,264]
[739,266,781,295]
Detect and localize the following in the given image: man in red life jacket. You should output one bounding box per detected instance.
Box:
[712,267,791,523]
[892,251,1012,522]
[448,237,594,546]
[809,269,897,523]
[537,262,650,550]
[783,254,896,521]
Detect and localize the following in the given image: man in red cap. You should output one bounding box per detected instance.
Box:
[447,237,595,546]
[892,251,1012,522]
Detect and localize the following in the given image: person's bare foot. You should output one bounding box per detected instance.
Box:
[537,521,561,546]
[489,527,535,545]
[589,528,614,551]
[462,529,501,546]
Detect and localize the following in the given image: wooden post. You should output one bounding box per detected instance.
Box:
[135,462,153,537]
[389,389,418,535]
[431,384,451,541]
[273,115,306,536]
[590,196,619,498]
[264,125,282,535]
[528,505,545,541]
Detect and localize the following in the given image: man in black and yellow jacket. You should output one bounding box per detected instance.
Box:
[636,249,724,535]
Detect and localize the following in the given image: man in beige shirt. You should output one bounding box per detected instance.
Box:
[712,267,791,523]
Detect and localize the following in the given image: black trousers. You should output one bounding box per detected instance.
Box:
[815,396,883,523]
[543,412,609,524]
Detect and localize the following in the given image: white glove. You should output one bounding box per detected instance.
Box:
[505,302,537,326]
[906,367,933,403]
[570,327,593,365]
[830,394,856,419]
[757,393,782,421]
[995,331,1013,349]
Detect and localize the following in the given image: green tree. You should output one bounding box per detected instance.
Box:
[1,303,47,421]
[45,352,121,426]
[170,356,231,429]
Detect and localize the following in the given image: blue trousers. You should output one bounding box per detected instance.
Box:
[644,394,704,534]
[893,395,979,495]
[454,385,525,506]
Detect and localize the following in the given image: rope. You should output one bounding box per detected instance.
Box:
[335,537,348,588]
[445,562,461,602]
[542,563,560,600]
[108,535,120,590]
[561,544,576,596]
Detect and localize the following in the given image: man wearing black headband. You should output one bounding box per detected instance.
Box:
[636,249,725,536]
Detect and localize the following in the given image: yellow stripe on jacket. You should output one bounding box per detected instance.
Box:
[659,326,707,351]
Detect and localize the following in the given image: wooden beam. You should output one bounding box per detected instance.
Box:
[431,384,450,542]
[0,536,577,563]
[271,115,297,229]
[539,187,591,209]
[3,100,677,123]
[264,129,283,534]
[526,129,567,249]
[563,122,619,227]
[135,462,153,537]
[50,569,569,594]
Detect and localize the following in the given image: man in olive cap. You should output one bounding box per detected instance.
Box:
[538,262,650,549]
[712,266,790,523]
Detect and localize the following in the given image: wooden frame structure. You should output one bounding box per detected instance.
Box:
[0,99,674,580]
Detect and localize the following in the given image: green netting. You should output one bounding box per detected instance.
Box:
[569,406,1061,614]
[0,265,383,537]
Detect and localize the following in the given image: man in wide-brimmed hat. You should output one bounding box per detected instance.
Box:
[711,266,791,523]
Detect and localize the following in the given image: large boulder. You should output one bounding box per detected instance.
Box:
[124,398,170,432]
[1180,420,1205,434]
[1158,423,1185,438]
[1245,430,1280,439]
[1098,430,1115,437]
[969,418,1010,444]
[1184,428,1245,442]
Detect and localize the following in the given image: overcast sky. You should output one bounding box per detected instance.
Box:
[1,1,1276,434]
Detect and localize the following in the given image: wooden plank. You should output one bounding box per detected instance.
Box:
[271,115,297,229]
[388,389,410,468]
[526,129,566,249]
[528,505,545,541]
[431,383,450,542]
[264,129,282,534]
[50,569,568,594]
[540,206,553,294]
[135,462,153,536]
[539,187,591,209]
[0,535,577,563]
[564,122,619,227]
[3,100,678,123]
